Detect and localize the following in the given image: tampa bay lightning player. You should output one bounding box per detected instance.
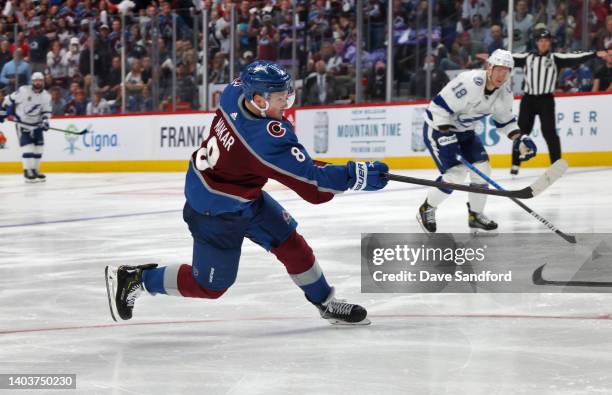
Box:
[105,61,389,325]
[417,49,537,234]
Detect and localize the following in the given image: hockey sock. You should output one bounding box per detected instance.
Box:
[468,184,488,213]
[142,266,166,294]
[33,154,42,170]
[299,271,331,304]
[21,152,34,170]
[427,166,467,207]
[33,145,43,170]
[426,185,450,207]
[21,144,36,170]
[22,153,35,170]
[272,231,332,304]
[468,161,491,213]
[142,264,226,299]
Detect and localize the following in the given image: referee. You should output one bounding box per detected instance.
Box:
[510,29,607,174]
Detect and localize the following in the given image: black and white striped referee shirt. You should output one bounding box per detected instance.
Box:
[512,51,597,95]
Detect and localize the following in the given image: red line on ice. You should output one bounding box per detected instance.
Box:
[1,313,611,336]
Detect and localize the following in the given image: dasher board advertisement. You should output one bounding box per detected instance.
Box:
[296,105,425,159]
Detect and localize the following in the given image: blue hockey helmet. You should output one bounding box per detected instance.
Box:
[240,60,293,101]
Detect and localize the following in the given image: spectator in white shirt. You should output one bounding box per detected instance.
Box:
[63,37,81,78]
[46,40,68,82]
[462,0,491,26]
[87,91,111,115]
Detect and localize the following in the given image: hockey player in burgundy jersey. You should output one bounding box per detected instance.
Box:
[105,61,389,325]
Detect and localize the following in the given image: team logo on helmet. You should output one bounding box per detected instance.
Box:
[266,121,286,138]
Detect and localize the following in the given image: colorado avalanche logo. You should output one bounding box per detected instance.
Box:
[266,121,286,138]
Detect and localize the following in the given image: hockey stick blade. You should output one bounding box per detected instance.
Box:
[383,173,535,198]
[458,155,576,244]
[527,159,568,197]
[78,123,93,135]
[533,264,612,287]
[525,209,577,243]
[553,229,576,244]
[384,159,567,199]
[74,128,89,135]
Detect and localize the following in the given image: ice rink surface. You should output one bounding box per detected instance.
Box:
[1,166,612,395]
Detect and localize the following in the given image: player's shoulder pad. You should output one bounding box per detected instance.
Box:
[11,85,26,99]
[239,117,301,163]
[500,81,513,96]
[462,69,487,88]
[232,111,298,150]
[254,118,298,156]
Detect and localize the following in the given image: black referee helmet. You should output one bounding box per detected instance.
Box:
[534,28,552,41]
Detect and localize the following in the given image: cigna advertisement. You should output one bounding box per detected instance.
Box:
[0,113,216,164]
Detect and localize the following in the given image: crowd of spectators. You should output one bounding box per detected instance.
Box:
[187,0,612,101]
[0,0,609,115]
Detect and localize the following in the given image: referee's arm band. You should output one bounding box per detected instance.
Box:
[553,52,596,68]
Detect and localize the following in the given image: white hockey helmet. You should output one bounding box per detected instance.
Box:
[31,72,44,81]
[488,49,514,69]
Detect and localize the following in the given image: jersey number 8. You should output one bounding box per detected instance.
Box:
[195,137,220,171]
[291,146,305,162]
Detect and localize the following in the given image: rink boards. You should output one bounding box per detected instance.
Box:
[0,92,610,172]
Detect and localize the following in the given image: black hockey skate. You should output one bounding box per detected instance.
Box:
[105,263,157,321]
[510,165,520,176]
[32,169,46,182]
[468,203,498,235]
[417,200,437,233]
[23,169,37,183]
[312,288,370,325]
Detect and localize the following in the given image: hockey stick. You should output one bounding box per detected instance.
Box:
[382,159,568,199]
[457,155,576,244]
[11,119,90,135]
[532,264,612,287]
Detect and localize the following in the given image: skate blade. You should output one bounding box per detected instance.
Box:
[469,228,499,237]
[326,317,371,326]
[416,214,435,235]
[105,266,120,322]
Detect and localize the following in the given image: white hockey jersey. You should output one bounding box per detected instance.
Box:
[3,85,52,130]
[424,69,519,137]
